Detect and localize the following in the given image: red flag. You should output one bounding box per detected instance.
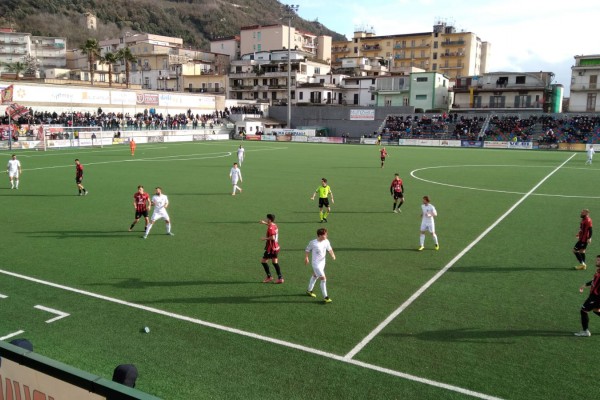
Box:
[6,103,29,119]
[1,85,13,104]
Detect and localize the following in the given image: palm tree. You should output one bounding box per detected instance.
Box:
[3,61,27,80]
[79,38,101,85]
[116,47,137,89]
[99,51,118,87]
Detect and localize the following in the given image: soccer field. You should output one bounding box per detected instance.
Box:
[1,140,599,399]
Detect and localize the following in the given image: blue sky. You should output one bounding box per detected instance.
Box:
[294,0,600,95]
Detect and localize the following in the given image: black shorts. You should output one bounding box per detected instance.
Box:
[574,241,589,251]
[381,157,386,161]
[393,192,404,200]
[263,250,279,260]
[135,210,149,219]
[76,176,83,184]
[582,296,600,312]
[318,198,330,208]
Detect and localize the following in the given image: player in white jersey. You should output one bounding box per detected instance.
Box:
[418,195,439,251]
[586,146,595,165]
[305,228,336,303]
[229,162,243,195]
[143,187,174,239]
[6,154,21,189]
[237,145,245,166]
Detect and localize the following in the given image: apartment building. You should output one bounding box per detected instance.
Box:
[239,24,331,63]
[0,29,66,76]
[452,71,560,111]
[331,21,489,80]
[210,36,241,61]
[228,49,330,104]
[570,54,600,112]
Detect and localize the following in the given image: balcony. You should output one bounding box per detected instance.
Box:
[570,84,600,91]
[440,40,465,46]
[439,65,463,70]
[440,52,464,58]
[361,44,381,51]
[332,47,349,52]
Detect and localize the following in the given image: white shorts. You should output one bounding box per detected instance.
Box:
[231,178,240,185]
[151,209,170,222]
[311,262,326,278]
[8,172,18,179]
[420,221,435,233]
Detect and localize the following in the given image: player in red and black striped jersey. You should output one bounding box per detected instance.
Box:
[390,173,405,213]
[574,209,593,270]
[575,255,600,337]
[380,147,388,168]
[259,214,283,284]
[129,185,151,231]
[75,159,88,196]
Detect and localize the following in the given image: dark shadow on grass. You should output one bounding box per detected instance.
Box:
[385,328,570,343]
[87,278,256,289]
[0,194,77,197]
[294,211,392,214]
[169,193,230,196]
[447,266,566,273]
[22,230,134,238]
[141,293,319,305]
[284,247,409,252]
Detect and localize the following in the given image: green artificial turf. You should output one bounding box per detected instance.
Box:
[0,141,598,399]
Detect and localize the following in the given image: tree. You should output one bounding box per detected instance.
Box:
[3,61,27,80]
[116,47,136,89]
[79,38,101,85]
[21,55,41,78]
[99,51,118,87]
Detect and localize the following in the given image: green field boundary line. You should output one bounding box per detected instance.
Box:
[0,268,503,400]
[343,153,577,360]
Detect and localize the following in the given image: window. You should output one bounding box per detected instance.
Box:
[257,44,261,51]
[353,93,359,104]
[433,41,438,48]
[433,53,437,60]
[514,95,531,108]
[489,96,505,108]
[515,75,526,84]
[416,77,428,82]
[299,92,303,100]
[315,67,320,74]
[411,40,415,47]
[416,94,427,100]
[371,94,375,101]
[590,75,597,89]
[432,63,437,70]
[586,93,597,111]
[257,32,261,40]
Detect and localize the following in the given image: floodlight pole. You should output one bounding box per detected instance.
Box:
[283,4,299,129]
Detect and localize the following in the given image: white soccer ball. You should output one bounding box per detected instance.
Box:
[144,326,150,333]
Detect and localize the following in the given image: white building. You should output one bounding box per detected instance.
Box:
[570,54,600,112]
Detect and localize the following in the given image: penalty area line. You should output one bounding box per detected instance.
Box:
[0,267,503,400]
[344,153,577,360]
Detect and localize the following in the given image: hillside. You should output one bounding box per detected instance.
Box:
[0,0,346,50]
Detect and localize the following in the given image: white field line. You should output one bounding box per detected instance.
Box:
[0,330,25,341]
[344,153,577,360]
[0,293,7,298]
[20,147,285,171]
[0,268,503,400]
[34,305,70,323]
[411,163,600,199]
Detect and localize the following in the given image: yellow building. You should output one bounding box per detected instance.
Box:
[331,21,490,80]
